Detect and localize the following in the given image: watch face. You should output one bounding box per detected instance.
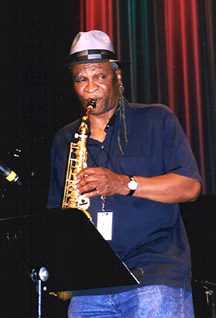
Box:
[129,180,137,190]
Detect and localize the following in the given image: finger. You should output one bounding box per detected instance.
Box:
[75,174,98,190]
[76,186,99,198]
[75,167,95,181]
[85,188,100,198]
[75,178,98,195]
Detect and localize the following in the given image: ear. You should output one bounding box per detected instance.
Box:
[115,69,122,85]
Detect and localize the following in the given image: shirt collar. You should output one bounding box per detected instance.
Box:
[104,103,120,132]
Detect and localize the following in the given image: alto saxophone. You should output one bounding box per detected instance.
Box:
[61,98,96,220]
[49,99,96,301]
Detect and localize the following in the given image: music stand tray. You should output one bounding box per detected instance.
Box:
[0,208,139,293]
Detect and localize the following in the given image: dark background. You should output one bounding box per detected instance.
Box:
[0,0,81,216]
[0,1,216,317]
[0,1,80,317]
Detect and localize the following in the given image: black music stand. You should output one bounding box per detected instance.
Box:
[0,208,140,317]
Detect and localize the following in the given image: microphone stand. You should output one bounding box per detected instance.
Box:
[6,231,49,318]
[30,267,49,318]
[194,279,216,318]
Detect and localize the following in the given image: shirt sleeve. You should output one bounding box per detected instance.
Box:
[163,113,202,183]
[46,141,63,209]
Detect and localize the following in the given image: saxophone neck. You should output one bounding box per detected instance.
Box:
[85,98,97,118]
[78,99,97,135]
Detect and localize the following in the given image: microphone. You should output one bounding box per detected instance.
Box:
[0,160,22,185]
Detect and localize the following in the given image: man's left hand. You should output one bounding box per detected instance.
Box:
[74,167,128,197]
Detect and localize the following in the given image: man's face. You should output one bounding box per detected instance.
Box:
[72,62,121,116]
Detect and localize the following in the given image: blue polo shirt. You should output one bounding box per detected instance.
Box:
[47,103,201,295]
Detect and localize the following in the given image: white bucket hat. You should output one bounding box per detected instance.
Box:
[65,30,129,67]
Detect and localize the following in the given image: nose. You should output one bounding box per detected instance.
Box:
[84,79,98,93]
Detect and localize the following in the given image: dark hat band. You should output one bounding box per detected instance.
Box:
[69,49,118,64]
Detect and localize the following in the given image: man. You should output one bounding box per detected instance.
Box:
[47,30,201,317]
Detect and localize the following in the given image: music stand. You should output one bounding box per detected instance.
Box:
[0,208,140,317]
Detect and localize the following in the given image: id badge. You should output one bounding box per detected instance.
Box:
[97,211,113,241]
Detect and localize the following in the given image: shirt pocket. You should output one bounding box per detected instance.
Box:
[110,156,152,177]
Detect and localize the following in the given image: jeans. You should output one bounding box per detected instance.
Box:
[68,284,194,318]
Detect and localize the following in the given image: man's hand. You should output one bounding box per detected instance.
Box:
[74,168,201,203]
[74,167,129,198]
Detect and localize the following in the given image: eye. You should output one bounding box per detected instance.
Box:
[97,74,106,80]
[75,77,86,83]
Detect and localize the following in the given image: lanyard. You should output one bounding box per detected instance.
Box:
[87,115,116,211]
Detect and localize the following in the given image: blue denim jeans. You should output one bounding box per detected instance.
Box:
[68,284,194,318]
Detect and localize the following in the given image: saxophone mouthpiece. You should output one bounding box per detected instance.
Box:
[87,98,97,109]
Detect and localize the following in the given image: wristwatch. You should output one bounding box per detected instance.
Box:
[127,175,137,196]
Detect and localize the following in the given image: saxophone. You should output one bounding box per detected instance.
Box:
[49,99,96,301]
[61,98,96,220]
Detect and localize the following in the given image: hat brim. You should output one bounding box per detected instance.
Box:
[63,58,130,69]
[63,49,130,69]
